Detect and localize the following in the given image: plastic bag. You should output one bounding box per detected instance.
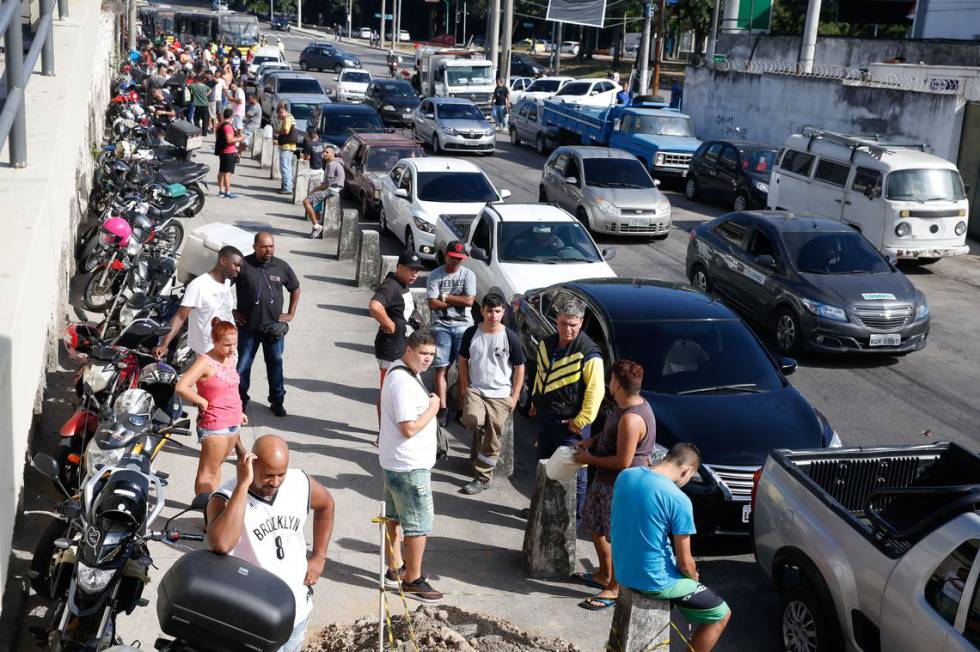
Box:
[545,445,584,481]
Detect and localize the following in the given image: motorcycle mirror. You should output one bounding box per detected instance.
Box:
[54,538,72,550]
[32,453,60,481]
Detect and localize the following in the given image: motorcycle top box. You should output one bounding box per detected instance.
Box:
[163,120,202,153]
[157,550,295,652]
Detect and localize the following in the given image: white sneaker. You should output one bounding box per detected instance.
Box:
[309,224,324,239]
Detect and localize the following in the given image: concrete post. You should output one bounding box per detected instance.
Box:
[409,288,429,325]
[252,129,264,159]
[495,414,515,479]
[356,229,381,288]
[270,147,280,180]
[291,158,311,205]
[260,134,274,169]
[636,3,653,95]
[322,196,343,237]
[488,0,500,79]
[337,209,361,260]
[500,0,513,81]
[521,460,576,578]
[606,588,672,652]
[799,0,823,74]
[378,255,398,287]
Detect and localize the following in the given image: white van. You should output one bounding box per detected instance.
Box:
[768,128,970,263]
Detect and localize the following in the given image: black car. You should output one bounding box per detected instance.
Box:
[271,15,290,31]
[686,211,930,355]
[513,278,839,536]
[317,104,385,148]
[510,53,545,78]
[685,140,778,211]
[299,45,361,73]
[363,79,419,126]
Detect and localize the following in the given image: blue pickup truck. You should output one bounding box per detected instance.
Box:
[540,100,701,179]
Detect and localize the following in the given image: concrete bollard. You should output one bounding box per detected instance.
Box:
[259,134,273,168]
[337,208,360,261]
[606,588,672,652]
[251,130,264,159]
[291,158,310,205]
[355,229,381,289]
[521,460,576,579]
[270,147,280,180]
[496,414,515,479]
[409,288,429,326]
[322,195,342,237]
[378,254,398,287]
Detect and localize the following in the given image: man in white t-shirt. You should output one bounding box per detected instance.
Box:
[154,246,243,359]
[378,330,443,603]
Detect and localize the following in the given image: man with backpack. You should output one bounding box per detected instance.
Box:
[215,107,244,198]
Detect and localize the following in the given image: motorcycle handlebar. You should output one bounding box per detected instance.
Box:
[148,529,206,543]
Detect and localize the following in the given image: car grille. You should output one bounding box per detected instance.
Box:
[454,92,490,104]
[851,304,912,331]
[609,221,670,234]
[459,131,486,139]
[660,152,692,168]
[440,214,476,239]
[710,465,758,501]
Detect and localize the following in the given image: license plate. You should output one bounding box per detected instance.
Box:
[627,217,651,227]
[869,333,901,347]
[404,113,413,118]
[741,504,752,524]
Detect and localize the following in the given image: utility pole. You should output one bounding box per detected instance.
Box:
[637,1,652,94]
[269,0,273,24]
[707,0,721,64]
[297,0,302,29]
[128,0,137,49]
[379,0,386,48]
[799,0,822,73]
[488,0,500,77]
[462,2,467,43]
[501,0,513,81]
[347,0,352,41]
[651,0,665,95]
[554,21,562,75]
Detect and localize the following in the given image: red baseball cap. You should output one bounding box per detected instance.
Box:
[446,241,468,259]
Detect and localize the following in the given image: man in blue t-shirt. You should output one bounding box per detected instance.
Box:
[610,443,731,651]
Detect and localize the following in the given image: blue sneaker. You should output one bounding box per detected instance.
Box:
[218,191,227,197]
[226,192,238,199]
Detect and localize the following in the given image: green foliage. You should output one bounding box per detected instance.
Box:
[771,0,910,38]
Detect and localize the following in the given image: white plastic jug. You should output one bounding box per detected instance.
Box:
[545,445,585,481]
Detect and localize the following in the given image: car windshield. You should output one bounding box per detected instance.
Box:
[220,21,258,45]
[341,71,371,84]
[253,56,278,66]
[437,103,484,120]
[278,78,323,94]
[378,81,415,97]
[289,103,320,121]
[498,222,601,263]
[526,79,562,93]
[446,66,494,86]
[612,320,783,395]
[365,147,422,172]
[556,82,591,96]
[320,111,384,134]
[885,168,966,202]
[416,172,498,202]
[784,231,892,274]
[633,115,696,137]
[739,147,778,176]
[583,158,654,189]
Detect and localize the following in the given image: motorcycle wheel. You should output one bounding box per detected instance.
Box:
[57,435,83,493]
[29,519,69,599]
[183,183,205,217]
[83,269,116,313]
[156,221,184,254]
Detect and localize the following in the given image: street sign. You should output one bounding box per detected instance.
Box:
[713,54,727,64]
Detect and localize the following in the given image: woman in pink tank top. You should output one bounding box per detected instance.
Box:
[176,318,247,495]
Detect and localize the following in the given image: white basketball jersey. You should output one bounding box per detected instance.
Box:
[215,468,312,623]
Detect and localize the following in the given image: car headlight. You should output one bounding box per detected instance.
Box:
[595,196,619,215]
[895,222,911,237]
[801,298,848,322]
[754,180,769,194]
[654,197,671,215]
[383,104,396,111]
[85,444,126,476]
[443,127,457,136]
[955,221,967,236]
[915,300,929,321]
[76,561,115,593]
[655,153,665,166]
[828,430,843,448]
[412,216,435,234]
[484,128,495,136]
[344,59,356,66]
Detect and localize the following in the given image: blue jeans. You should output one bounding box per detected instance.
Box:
[279,149,294,191]
[277,615,309,652]
[430,323,468,368]
[493,105,507,129]
[382,468,434,537]
[536,410,591,527]
[237,329,286,407]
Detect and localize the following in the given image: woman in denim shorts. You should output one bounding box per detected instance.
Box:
[176,318,247,495]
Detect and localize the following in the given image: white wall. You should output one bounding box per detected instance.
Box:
[0,0,115,606]
[684,66,965,163]
[918,1,980,41]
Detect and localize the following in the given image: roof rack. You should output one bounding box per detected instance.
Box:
[801,126,892,161]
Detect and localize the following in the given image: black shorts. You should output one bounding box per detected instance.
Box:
[218,153,237,174]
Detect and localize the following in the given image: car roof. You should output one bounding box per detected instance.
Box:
[350,132,419,145]
[340,67,369,74]
[320,103,376,113]
[735,210,866,235]
[555,146,638,160]
[429,96,477,105]
[253,47,281,56]
[561,278,739,322]
[704,139,777,150]
[783,134,955,170]
[531,76,573,82]
[487,203,574,223]
[406,156,482,172]
[274,72,320,80]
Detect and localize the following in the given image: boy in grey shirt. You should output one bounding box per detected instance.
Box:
[457,293,525,494]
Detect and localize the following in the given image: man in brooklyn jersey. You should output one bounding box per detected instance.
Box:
[208,434,336,652]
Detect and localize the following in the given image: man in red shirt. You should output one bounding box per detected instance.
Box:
[216,107,244,199]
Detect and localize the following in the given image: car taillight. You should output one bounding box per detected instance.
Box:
[751,467,764,509]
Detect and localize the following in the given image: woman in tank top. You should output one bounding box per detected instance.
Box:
[573,359,657,611]
[176,318,247,495]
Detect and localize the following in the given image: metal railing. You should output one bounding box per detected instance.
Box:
[0,0,69,168]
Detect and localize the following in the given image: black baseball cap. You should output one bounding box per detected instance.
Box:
[397,250,424,269]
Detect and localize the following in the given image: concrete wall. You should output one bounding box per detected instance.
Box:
[716,33,980,69]
[684,66,965,162]
[0,0,116,604]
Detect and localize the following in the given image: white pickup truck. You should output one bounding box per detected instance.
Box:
[753,442,980,652]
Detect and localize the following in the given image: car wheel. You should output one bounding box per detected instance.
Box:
[538,186,548,203]
[510,126,521,146]
[576,207,592,231]
[300,61,309,71]
[690,264,710,293]
[733,191,749,212]
[775,308,802,356]
[535,135,546,155]
[379,204,389,234]
[779,571,842,652]
[405,228,416,254]
[431,135,441,154]
[685,177,699,200]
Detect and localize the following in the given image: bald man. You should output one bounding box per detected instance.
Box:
[208,435,335,652]
[234,232,301,418]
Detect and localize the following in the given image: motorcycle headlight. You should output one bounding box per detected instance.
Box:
[595,196,619,215]
[119,302,140,325]
[915,300,930,321]
[383,104,396,111]
[754,180,769,194]
[801,298,848,322]
[412,216,435,234]
[85,444,126,476]
[443,127,458,136]
[76,561,115,593]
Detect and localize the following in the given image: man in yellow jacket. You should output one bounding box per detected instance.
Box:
[530,297,604,524]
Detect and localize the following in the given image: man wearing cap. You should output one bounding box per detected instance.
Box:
[426,242,477,427]
[369,251,424,394]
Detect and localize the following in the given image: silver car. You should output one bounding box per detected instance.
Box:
[539,147,672,238]
[413,97,496,155]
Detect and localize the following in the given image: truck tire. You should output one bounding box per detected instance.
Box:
[779,570,843,652]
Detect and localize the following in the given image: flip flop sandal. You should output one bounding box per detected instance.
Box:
[571,572,605,590]
[579,595,617,611]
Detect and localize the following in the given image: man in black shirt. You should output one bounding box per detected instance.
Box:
[492,78,510,131]
[302,129,327,180]
[368,250,423,388]
[233,232,301,418]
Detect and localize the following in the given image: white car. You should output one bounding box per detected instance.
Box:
[560,41,580,56]
[553,78,621,107]
[335,68,372,102]
[248,46,285,77]
[508,76,535,103]
[459,203,617,303]
[359,27,372,39]
[380,157,510,261]
[398,29,411,41]
[249,61,292,87]
[519,76,574,102]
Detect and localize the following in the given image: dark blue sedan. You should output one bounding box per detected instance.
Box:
[317,104,385,149]
[512,278,840,536]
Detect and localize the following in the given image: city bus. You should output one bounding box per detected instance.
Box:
[139,6,176,44]
[174,10,259,54]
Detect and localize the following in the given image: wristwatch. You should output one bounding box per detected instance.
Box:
[439,292,445,303]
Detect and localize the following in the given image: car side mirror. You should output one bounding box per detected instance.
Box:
[32,453,60,481]
[779,357,797,375]
[424,112,434,119]
[470,247,490,263]
[756,254,777,269]
[564,176,578,185]
[334,76,340,81]
[500,189,511,199]
[394,188,409,198]
[602,247,616,261]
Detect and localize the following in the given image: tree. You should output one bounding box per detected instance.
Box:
[667,0,714,63]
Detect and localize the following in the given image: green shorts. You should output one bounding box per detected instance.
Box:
[645,578,730,624]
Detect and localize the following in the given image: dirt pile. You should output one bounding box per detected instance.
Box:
[305,605,584,652]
